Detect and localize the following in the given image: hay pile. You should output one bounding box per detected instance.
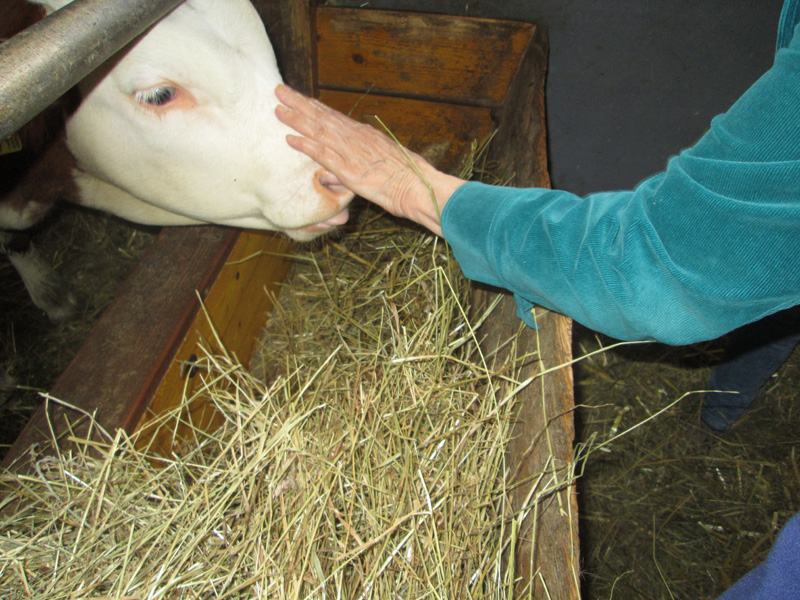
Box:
[0,199,567,597]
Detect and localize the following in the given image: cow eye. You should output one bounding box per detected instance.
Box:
[136,85,178,107]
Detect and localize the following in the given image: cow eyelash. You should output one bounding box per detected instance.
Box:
[135,85,178,107]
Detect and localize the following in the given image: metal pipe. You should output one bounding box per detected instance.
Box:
[0,0,186,142]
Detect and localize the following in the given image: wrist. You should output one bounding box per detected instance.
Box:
[416,168,464,236]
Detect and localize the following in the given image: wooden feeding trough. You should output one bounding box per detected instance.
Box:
[4,2,577,597]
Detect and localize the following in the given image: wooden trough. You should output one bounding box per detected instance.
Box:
[3,2,577,597]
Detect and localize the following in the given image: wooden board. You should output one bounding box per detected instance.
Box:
[134,231,293,457]
[474,24,581,599]
[255,0,318,95]
[2,226,232,467]
[1,228,292,469]
[314,8,538,177]
[317,7,536,107]
[319,89,494,172]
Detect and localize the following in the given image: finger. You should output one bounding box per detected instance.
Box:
[277,97,359,153]
[275,85,327,130]
[285,133,348,181]
[275,103,306,131]
[275,84,306,110]
[276,104,333,146]
[275,83,318,111]
[277,86,392,160]
[276,84,347,127]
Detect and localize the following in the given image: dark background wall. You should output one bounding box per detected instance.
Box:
[327,0,784,195]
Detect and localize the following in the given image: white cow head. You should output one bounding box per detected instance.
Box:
[31,0,354,241]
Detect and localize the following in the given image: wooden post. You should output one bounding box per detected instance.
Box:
[473,25,581,600]
[253,0,318,96]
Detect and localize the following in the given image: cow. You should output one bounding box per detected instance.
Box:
[0,0,355,321]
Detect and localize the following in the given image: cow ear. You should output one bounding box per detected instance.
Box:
[27,0,72,14]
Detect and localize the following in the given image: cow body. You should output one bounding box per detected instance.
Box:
[1,0,354,319]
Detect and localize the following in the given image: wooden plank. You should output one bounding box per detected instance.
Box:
[319,89,494,172]
[473,24,581,600]
[1,226,237,469]
[489,23,550,189]
[316,7,535,107]
[135,231,293,456]
[474,294,579,599]
[2,228,294,471]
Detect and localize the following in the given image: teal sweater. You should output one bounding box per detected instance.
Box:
[442,0,800,345]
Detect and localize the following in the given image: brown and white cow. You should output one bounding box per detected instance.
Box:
[1,0,354,320]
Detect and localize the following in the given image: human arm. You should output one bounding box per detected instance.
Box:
[274,84,464,237]
[442,23,800,344]
[275,21,800,345]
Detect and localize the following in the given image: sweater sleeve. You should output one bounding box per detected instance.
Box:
[441,22,800,345]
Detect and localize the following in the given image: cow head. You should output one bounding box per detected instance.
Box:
[30,0,354,241]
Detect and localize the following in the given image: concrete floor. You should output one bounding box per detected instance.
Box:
[327,0,784,194]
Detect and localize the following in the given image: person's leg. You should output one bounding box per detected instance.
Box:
[715,512,800,600]
[702,306,800,432]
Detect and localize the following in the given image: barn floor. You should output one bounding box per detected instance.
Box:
[0,205,155,459]
[573,323,800,600]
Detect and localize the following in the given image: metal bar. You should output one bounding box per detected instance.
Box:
[0,0,186,142]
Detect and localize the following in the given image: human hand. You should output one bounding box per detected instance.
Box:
[275,84,465,236]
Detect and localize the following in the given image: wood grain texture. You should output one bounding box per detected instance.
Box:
[489,24,551,190]
[474,24,581,599]
[253,0,318,95]
[134,231,293,457]
[319,89,494,173]
[317,7,535,108]
[474,291,579,599]
[1,226,236,470]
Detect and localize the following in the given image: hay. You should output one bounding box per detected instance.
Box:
[0,148,575,596]
[574,328,800,599]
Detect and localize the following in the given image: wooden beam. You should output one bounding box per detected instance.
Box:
[473,24,581,600]
[254,0,318,95]
[317,7,535,108]
[1,226,236,469]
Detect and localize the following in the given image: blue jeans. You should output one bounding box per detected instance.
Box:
[702,306,800,431]
[716,511,800,600]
